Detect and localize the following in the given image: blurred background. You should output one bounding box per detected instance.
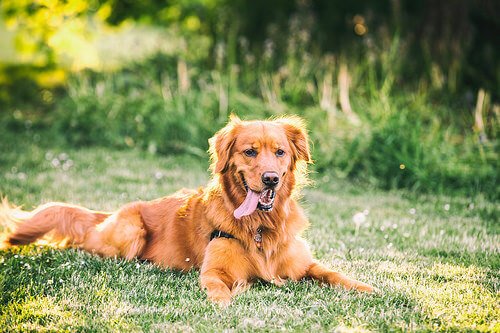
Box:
[0,0,498,199]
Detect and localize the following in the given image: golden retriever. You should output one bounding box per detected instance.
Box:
[1,116,373,305]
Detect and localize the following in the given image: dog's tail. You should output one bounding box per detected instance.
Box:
[0,198,111,248]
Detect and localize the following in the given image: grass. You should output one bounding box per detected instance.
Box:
[0,136,498,332]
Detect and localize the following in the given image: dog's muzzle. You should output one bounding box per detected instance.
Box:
[241,176,276,212]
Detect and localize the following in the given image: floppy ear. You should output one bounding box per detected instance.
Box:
[276,116,312,164]
[209,115,241,174]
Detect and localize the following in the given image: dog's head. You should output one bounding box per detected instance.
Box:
[209,115,311,219]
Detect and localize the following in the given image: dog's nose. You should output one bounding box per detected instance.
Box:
[262,172,280,187]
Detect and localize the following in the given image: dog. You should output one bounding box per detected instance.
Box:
[1,116,374,305]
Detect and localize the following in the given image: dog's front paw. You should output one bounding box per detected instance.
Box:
[206,289,232,307]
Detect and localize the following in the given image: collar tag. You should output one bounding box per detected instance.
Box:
[254,227,263,249]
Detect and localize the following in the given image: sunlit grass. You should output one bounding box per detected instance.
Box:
[0,140,498,332]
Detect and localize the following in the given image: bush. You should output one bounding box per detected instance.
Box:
[33,53,495,199]
[3,36,497,200]
[51,56,276,156]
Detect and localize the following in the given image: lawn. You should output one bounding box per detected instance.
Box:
[0,140,498,332]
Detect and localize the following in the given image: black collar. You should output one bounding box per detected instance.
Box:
[210,227,264,251]
[210,229,235,241]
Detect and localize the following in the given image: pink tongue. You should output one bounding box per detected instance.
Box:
[234,190,260,219]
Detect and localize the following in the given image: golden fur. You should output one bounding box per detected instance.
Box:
[1,116,373,305]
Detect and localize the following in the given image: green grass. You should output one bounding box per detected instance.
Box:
[0,140,498,332]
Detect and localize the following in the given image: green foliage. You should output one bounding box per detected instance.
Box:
[0,0,98,67]
[1,1,498,199]
[2,0,499,96]
[48,55,274,156]
[3,48,497,199]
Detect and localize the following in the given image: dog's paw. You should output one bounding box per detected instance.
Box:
[206,288,232,307]
[208,293,232,307]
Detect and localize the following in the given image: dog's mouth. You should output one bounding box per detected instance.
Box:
[257,188,276,211]
[234,175,276,219]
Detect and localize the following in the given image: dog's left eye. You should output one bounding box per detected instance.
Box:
[276,149,285,157]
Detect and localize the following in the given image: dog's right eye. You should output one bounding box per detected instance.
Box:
[244,149,257,157]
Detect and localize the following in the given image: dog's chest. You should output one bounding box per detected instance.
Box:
[253,241,293,282]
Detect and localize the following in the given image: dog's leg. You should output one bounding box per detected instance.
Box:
[275,238,374,293]
[200,268,234,306]
[84,203,147,259]
[306,261,374,292]
[200,239,252,306]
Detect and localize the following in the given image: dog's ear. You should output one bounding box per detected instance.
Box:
[276,116,312,164]
[209,115,241,174]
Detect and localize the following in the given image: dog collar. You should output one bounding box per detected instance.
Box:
[210,227,264,250]
[210,230,235,241]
